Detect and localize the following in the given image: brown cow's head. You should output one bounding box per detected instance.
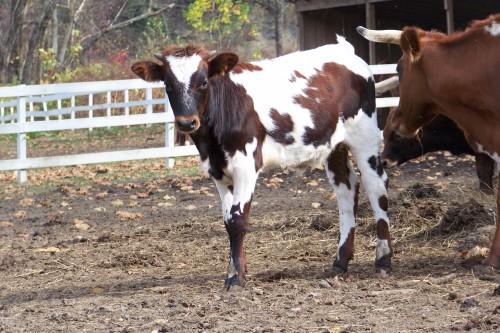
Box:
[131,45,238,133]
[357,26,438,138]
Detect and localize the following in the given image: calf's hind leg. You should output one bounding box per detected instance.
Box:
[324,144,360,273]
[349,145,393,271]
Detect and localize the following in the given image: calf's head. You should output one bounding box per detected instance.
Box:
[131,45,239,133]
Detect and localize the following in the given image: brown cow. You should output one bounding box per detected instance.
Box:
[358,14,500,281]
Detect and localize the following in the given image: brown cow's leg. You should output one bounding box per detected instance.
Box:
[474,178,500,281]
[475,153,494,195]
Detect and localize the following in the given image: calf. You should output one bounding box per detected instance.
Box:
[132,37,391,287]
[382,110,495,194]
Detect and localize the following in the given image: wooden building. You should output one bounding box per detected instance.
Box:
[294,0,500,64]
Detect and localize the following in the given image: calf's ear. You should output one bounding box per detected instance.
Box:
[400,27,422,63]
[207,52,239,78]
[131,61,163,82]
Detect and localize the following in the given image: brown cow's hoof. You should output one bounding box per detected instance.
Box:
[472,264,500,282]
[375,254,392,273]
[224,275,246,289]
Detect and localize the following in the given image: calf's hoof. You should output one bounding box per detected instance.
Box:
[472,264,500,282]
[375,254,392,273]
[332,259,348,275]
[224,275,246,289]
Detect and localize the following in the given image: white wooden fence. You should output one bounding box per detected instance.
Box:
[0,64,398,183]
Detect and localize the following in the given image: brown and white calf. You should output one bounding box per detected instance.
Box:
[132,36,391,287]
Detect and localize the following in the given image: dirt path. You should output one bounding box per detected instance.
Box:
[0,133,499,332]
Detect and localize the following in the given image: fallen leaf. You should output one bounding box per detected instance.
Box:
[116,211,143,220]
[185,205,197,210]
[311,202,321,208]
[163,195,175,201]
[92,287,104,294]
[94,207,107,213]
[96,192,108,199]
[0,221,14,227]
[13,211,27,219]
[307,180,319,187]
[137,192,150,198]
[34,246,60,254]
[324,193,337,200]
[111,199,124,207]
[19,198,35,207]
[73,219,91,230]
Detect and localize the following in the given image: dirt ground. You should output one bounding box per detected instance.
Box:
[0,128,499,332]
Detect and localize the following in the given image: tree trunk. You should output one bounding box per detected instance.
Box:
[0,0,28,83]
[273,3,283,57]
[20,0,56,83]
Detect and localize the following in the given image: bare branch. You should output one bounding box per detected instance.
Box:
[110,0,130,27]
[79,4,175,50]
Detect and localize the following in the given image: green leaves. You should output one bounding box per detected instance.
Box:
[184,0,253,49]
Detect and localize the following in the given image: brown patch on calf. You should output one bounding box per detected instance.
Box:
[368,155,384,176]
[269,108,295,145]
[378,195,388,212]
[327,144,351,189]
[334,228,355,272]
[376,219,390,241]
[293,63,373,146]
[353,182,360,216]
[232,62,263,74]
[163,45,209,59]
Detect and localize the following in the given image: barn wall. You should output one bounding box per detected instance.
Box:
[296,0,500,64]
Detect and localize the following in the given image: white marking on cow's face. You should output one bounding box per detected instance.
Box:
[485,21,500,36]
[166,54,202,107]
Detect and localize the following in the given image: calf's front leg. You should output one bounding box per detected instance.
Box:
[214,168,258,288]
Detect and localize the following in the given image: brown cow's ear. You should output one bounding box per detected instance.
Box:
[131,61,163,82]
[207,52,239,78]
[401,27,422,63]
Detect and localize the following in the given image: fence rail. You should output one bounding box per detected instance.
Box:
[0,64,398,183]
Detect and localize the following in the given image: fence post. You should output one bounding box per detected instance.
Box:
[16,96,27,183]
[164,95,175,168]
[146,87,152,128]
[124,89,130,128]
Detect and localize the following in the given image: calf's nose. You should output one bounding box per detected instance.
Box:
[176,118,198,133]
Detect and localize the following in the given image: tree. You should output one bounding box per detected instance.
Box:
[0,0,175,84]
[184,0,256,50]
[252,0,290,57]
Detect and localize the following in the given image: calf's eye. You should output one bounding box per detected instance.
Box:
[201,80,208,89]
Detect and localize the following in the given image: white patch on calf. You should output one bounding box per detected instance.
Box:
[166,54,202,107]
[225,138,260,214]
[485,21,500,36]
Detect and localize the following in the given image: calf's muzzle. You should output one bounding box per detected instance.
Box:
[175,116,200,133]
